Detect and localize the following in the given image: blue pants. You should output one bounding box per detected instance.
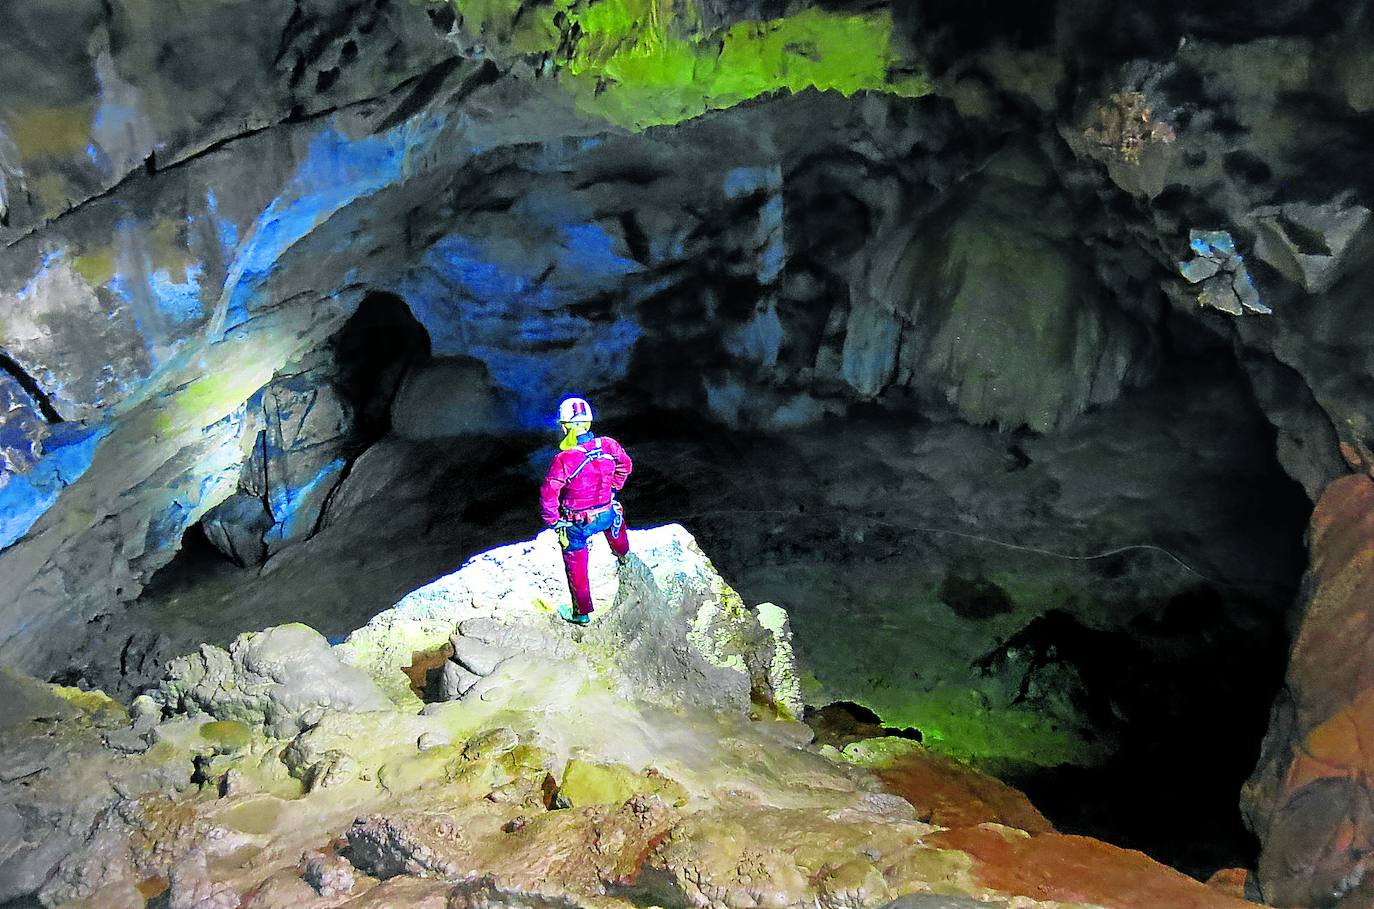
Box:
[562,505,624,551]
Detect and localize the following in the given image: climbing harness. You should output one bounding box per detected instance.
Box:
[552,436,625,549]
[565,437,610,481]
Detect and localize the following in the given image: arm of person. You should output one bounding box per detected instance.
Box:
[605,437,633,490]
[539,454,571,525]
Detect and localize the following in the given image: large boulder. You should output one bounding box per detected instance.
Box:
[1244,474,1374,908]
[336,524,803,719]
[159,623,392,738]
[842,140,1155,431]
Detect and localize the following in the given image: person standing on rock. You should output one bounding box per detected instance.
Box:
[540,396,632,625]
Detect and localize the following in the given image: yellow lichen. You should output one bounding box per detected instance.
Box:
[72,248,117,287]
[6,104,94,159]
[52,683,124,720]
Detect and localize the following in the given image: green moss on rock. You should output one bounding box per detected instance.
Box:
[445,0,929,130]
[199,719,255,754]
[558,758,687,807]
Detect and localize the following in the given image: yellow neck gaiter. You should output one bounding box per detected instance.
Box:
[559,422,591,451]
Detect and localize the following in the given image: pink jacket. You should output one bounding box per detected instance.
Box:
[540,435,632,525]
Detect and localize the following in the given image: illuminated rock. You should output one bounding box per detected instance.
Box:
[1244,474,1374,908]
[339,523,804,719]
[160,623,392,738]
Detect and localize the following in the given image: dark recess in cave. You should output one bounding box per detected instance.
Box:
[806,700,923,750]
[1000,586,1291,878]
[329,290,432,441]
[977,354,1310,879]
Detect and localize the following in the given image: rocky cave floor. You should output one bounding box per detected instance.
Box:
[57,348,1312,885]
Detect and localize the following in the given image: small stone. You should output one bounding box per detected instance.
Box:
[417,732,448,752]
[305,751,356,792]
[462,726,520,762]
[104,727,151,754]
[302,851,356,898]
[129,694,160,720]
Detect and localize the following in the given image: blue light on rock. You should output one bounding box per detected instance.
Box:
[0,423,108,551]
[219,115,445,331]
[264,456,348,546]
[395,217,644,428]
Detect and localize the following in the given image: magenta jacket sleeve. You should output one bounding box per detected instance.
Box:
[539,453,569,526]
[605,437,632,490]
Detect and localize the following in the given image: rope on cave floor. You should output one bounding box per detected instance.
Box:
[630,506,1276,591]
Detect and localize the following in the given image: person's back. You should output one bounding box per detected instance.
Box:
[540,434,631,526]
[540,397,632,625]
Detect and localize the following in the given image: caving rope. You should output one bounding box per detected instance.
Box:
[631,506,1275,591]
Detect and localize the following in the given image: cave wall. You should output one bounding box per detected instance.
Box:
[0,0,1169,677]
[1,0,1374,898]
[1244,475,1374,908]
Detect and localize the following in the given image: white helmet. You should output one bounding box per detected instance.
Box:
[557,396,594,424]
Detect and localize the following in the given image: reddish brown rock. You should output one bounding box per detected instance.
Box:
[926,824,1255,909]
[1205,867,1250,900]
[1244,473,1374,908]
[873,748,1054,834]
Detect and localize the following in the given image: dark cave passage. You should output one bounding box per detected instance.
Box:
[1002,594,1291,879]
[615,349,1311,879]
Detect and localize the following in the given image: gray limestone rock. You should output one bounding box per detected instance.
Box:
[1253,198,1372,294]
[200,493,272,567]
[159,623,391,738]
[0,668,193,906]
[390,357,503,440]
[436,661,482,701]
[0,374,50,481]
[102,726,152,755]
[456,617,506,643]
[449,636,507,677]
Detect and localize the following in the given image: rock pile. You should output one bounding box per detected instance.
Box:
[0,526,1256,909]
